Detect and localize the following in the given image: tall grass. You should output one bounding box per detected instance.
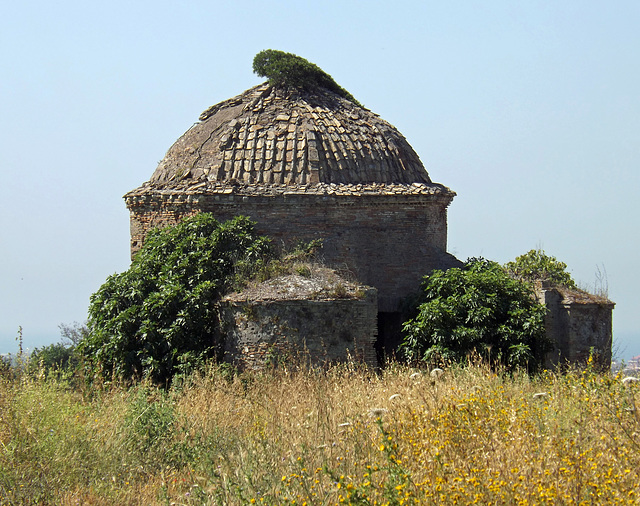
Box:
[1,359,638,505]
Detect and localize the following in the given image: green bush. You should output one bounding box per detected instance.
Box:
[401,258,551,372]
[79,214,273,384]
[253,49,361,106]
[27,343,77,378]
[505,248,577,288]
[124,386,177,469]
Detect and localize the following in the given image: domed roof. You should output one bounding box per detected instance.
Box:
[144,83,446,193]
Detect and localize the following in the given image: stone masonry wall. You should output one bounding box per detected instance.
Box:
[537,284,614,369]
[126,191,459,312]
[220,288,378,370]
[564,304,613,366]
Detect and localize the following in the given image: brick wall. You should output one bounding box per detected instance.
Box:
[126,191,459,311]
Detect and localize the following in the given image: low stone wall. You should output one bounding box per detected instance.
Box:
[220,288,378,370]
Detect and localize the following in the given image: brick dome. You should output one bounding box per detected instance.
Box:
[125,80,459,315]
[147,83,439,189]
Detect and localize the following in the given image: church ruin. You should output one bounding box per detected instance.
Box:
[124,54,613,368]
[124,79,459,357]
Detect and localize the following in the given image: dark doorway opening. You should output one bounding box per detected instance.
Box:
[375,312,404,366]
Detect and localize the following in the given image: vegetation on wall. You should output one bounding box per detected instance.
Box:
[253,49,362,106]
[505,248,577,289]
[401,258,551,371]
[79,214,273,384]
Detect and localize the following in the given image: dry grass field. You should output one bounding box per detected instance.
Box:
[1,358,639,505]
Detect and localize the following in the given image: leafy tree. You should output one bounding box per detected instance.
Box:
[26,323,88,378]
[401,258,550,372]
[79,214,273,384]
[58,321,90,346]
[27,343,77,377]
[253,49,362,106]
[505,249,576,288]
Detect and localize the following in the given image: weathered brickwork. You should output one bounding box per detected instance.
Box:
[125,81,460,363]
[220,288,378,370]
[126,189,458,312]
[121,80,617,369]
[122,74,617,369]
[125,81,460,314]
[536,283,615,369]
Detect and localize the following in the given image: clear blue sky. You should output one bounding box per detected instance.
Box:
[2,1,639,359]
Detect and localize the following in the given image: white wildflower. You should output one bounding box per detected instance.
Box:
[430,368,444,379]
[369,408,388,418]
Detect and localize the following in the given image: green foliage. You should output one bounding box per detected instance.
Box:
[401,258,551,372]
[505,248,577,288]
[79,214,273,384]
[27,343,77,378]
[253,49,362,106]
[124,386,177,468]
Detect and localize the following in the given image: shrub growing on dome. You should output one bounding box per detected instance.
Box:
[401,258,551,372]
[79,214,273,384]
[252,49,362,106]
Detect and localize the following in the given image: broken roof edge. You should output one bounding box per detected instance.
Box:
[124,181,457,200]
[198,82,367,123]
[223,265,375,303]
[537,281,615,306]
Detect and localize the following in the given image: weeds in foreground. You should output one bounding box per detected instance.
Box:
[0,360,638,505]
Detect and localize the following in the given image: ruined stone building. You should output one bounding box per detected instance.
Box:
[220,267,379,370]
[536,282,615,369]
[124,79,613,369]
[125,82,460,361]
